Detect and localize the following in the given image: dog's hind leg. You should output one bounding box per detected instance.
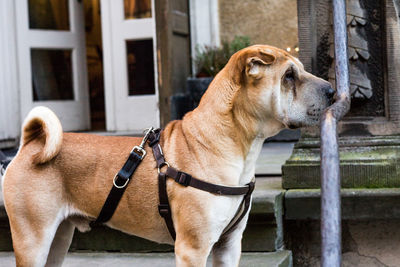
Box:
[44,219,75,267]
[211,213,249,267]
[6,200,66,267]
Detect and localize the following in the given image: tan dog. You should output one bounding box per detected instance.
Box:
[2,45,334,267]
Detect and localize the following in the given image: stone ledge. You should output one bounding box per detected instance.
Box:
[282,136,400,189]
[285,188,400,220]
[252,177,285,215]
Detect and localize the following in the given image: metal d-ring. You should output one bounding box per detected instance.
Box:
[158,162,170,174]
[113,175,130,189]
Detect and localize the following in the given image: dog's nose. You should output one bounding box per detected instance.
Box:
[323,86,335,101]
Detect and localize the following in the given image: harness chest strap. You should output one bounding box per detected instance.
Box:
[147,129,255,240]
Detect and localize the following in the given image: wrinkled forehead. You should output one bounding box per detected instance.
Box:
[258,45,304,71]
[275,53,304,72]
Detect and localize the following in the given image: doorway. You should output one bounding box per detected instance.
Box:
[15,0,159,133]
[85,0,160,132]
[16,0,90,131]
[83,0,106,131]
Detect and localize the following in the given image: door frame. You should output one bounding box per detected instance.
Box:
[15,0,90,131]
[189,0,220,74]
[0,0,20,145]
[101,0,160,133]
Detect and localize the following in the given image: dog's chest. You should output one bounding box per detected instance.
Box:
[239,138,264,184]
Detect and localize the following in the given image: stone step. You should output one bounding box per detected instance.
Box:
[255,142,294,175]
[285,188,400,220]
[0,251,293,267]
[282,136,400,189]
[0,178,285,252]
[284,188,400,266]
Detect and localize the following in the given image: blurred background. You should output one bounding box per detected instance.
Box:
[1,1,399,266]
[0,0,299,143]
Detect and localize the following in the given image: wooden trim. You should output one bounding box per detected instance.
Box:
[0,0,20,142]
[101,0,116,131]
[297,0,314,72]
[386,0,400,124]
[155,0,173,127]
[189,0,220,74]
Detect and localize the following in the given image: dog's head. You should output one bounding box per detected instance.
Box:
[228,45,334,134]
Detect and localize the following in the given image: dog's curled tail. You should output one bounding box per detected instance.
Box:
[21,106,63,164]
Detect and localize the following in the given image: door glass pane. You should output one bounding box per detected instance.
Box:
[126,40,155,95]
[28,0,70,30]
[124,0,152,19]
[31,49,74,101]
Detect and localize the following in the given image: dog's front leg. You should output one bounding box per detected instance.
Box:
[211,212,249,267]
[174,234,213,267]
[173,204,216,267]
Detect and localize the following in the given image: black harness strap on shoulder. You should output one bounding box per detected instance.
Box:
[92,151,143,225]
[147,129,176,239]
[147,129,255,241]
[158,172,177,239]
[91,129,152,226]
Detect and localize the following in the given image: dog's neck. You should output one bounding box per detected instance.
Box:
[181,73,283,185]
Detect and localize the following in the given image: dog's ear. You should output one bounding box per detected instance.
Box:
[246,50,276,79]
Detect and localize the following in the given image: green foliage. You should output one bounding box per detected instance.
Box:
[194,36,251,77]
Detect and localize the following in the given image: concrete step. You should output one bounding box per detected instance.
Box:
[0,178,285,252]
[0,251,293,267]
[285,188,400,220]
[245,177,285,251]
[255,142,294,175]
[284,188,400,266]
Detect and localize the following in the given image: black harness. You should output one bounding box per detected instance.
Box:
[93,128,255,240]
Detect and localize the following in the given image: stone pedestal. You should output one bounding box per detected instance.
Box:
[283,136,400,189]
[282,0,400,188]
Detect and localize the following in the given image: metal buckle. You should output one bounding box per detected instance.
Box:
[158,162,170,174]
[130,127,154,159]
[113,175,130,189]
[131,146,146,159]
[175,172,191,186]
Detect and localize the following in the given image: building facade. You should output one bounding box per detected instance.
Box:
[0,0,297,148]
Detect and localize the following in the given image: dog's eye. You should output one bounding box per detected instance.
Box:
[285,70,295,81]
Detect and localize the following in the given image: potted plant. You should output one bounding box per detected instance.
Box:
[170,36,251,120]
[188,36,251,107]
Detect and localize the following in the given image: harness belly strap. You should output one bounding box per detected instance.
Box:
[147,129,255,241]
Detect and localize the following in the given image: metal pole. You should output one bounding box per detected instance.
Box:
[320,0,350,266]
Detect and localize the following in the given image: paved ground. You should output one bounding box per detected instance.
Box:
[255,142,294,175]
[0,251,292,267]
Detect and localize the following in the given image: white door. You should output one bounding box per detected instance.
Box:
[15,0,90,131]
[101,0,159,132]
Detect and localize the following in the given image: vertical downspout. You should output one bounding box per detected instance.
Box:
[320,0,351,266]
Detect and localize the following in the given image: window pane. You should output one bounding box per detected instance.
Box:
[31,49,74,101]
[126,40,155,96]
[28,0,70,30]
[124,0,152,19]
